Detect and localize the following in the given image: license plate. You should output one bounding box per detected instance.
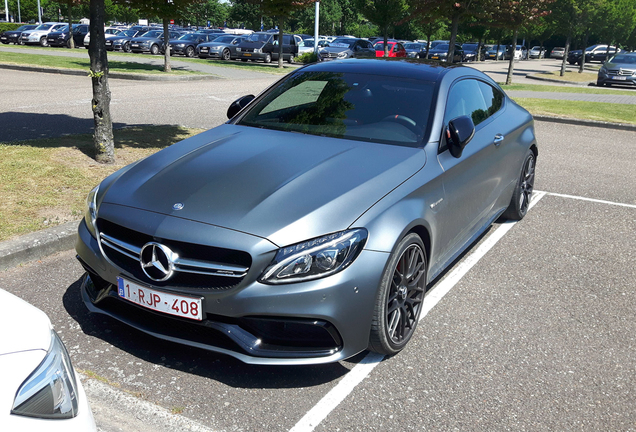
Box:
[244,53,251,56]
[48,38,54,42]
[117,277,203,321]
[201,48,208,52]
[1,37,6,40]
[106,41,112,45]
[612,76,627,80]
[131,44,138,47]
[432,56,438,59]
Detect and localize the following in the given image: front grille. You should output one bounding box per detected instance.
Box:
[97,219,252,292]
[608,69,636,76]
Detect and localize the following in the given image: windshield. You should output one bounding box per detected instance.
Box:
[179,34,199,41]
[215,36,237,43]
[246,33,271,43]
[105,29,121,35]
[142,31,163,38]
[608,54,636,64]
[121,30,137,37]
[404,43,422,50]
[462,44,478,50]
[237,71,435,147]
[329,38,355,48]
[374,43,394,50]
[35,24,53,30]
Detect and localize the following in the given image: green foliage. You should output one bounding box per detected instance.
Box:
[294,51,317,63]
[0,23,22,32]
[228,0,274,30]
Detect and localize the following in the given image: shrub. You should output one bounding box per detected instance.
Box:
[0,23,23,33]
[294,51,318,64]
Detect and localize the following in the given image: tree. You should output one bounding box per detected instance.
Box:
[88,0,115,163]
[289,0,342,35]
[487,0,553,84]
[247,0,314,68]
[355,0,408,57]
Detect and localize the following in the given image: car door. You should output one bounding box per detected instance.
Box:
[434,78,510,267]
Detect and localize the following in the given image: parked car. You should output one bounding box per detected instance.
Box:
[318,37,376,61]
[19,22,67,46]
[297,38,328,55]
[47,24,89,48]
[568,44,621,64]
[235,32,301,63]
[0,24,37,44]
[75,58,537,365]
[197,35,245,59]
[167,32,216,57]
[106,29,145,52]
[427,43,464,62]
[129,30,181,55]
[485,45,506,60]
[373,41,407,57]
[462,43,486,61]
[596,52,636,87]
[83,27,124,48]
[503,45,528,60]
[0,289,96,430]
[404,42,427,58]
[429,40,449,49]
[529,46,545,59]
[550,47,565,59]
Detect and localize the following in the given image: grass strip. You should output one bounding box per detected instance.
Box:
[0,126,203,241]
[534,71,598,82]
[513,98,636,125]
[501,83,636,96]
[0,51,204,75]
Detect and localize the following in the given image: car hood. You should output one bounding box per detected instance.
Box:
[0,289,51,355]
[199,41,231,47]
[100,124,426,246]
[321,46,351,54]
[131,37,160,43]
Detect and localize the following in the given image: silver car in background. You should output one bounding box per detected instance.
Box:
[76,59,537,365]
[597,52,636,87]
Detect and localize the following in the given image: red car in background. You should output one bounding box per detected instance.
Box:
[373,41,407,58]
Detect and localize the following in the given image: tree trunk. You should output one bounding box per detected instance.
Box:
[477,36,483,61]
[278,17,284,68]
[560,32,571,77]
[447,13,459,63]
[88,0,114,164]
[425,28,432,58]
[505,28,518,85]
[383,26,388,57]
[163,18,172,73]
[67,0,74,49]
[578,32,588,73]
[495,41,500,61]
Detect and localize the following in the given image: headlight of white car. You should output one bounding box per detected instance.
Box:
[259,229,367,284]
[11,330,79,419]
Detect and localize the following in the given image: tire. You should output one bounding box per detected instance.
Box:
[368,233,427,356]
[150,44,159,55]
[597,80,605,87]
[241,58,248,62]
[287,55,293,64]
[502,150,536,221]
[40,36,48,47]
[222,49,231,61]
[124,42,131,53]
[264,53,271,63]
[185,46,195,57]
[415,54,419,59]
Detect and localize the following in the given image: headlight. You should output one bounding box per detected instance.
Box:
[210,45,221,51]
[254,48,262,53]
[12,331,79,419]
[84,185,99,237]
[177,43,185,47]
[259,229,367,284]
[337,51,348,58]
[236,47,241,52]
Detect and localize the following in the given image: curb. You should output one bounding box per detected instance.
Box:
[526,73,594,86]
[0,220,80,271]
[533,115,636,132]
[0,63,221,81]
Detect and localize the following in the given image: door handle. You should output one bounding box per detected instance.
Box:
[493,134,504,146]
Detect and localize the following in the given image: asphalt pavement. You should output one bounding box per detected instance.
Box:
[0,121,635,431]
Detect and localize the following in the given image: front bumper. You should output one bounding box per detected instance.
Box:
[21,34,44,44]
[198,48,224,58]
[597,71,636,86]
[75,211,388,365]
[237,52,269,61]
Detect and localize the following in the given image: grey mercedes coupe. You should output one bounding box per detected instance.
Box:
[76,59,537,365]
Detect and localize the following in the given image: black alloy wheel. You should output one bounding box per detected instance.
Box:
[185,45,195,57]
[222,48,231,60]
[369,233,427,355]
[503,150,536,221]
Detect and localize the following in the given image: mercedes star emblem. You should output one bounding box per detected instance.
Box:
[140,242,176,282]
[173,202,184,210]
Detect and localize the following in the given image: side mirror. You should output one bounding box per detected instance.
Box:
[447,115,475,158]
[227,95,255,119]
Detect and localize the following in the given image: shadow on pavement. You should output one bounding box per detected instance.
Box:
[62,277,352,389]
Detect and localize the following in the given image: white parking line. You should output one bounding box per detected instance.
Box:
[539,191,636,209]
[289,191,547,432]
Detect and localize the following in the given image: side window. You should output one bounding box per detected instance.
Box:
[443,79,488,127]
[478,81,504,118]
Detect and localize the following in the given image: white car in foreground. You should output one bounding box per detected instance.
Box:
[0,289,96,431]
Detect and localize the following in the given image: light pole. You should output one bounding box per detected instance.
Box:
[314,1,319,53]
[4,0,8,22]
[37,0,42,23]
